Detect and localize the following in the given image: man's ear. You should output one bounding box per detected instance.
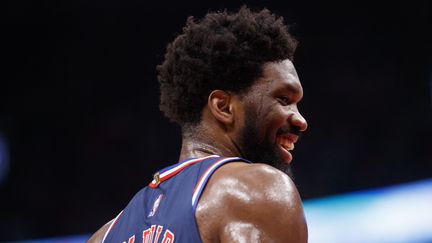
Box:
[207,90,235,125]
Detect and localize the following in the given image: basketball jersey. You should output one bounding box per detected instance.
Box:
[102,155,250,243]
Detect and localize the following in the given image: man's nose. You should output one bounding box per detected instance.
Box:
[290,112,308,132]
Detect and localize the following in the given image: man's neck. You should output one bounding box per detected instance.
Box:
[179,124,242,161]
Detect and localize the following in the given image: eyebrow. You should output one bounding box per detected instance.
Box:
[281,80,302,95]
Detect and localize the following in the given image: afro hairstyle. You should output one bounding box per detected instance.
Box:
[157,6,297,127]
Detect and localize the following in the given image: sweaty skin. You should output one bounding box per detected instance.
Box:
[88,59,308,242]
[196,162,307,243]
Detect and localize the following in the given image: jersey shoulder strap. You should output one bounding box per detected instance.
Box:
[190,156,251,211]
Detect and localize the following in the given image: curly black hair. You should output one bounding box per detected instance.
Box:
[157,6,297,126]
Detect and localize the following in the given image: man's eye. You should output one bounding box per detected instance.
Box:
[277,97,290,105]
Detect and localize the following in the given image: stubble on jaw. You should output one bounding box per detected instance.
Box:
[237,105,295,180]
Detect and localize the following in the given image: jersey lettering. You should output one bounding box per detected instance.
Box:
[128,235,135,243]
[142,225,156,243]
[134,225,173,243]
[161,229,175,243]
[154,225,163,243]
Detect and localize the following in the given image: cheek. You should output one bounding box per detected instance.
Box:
[263,103,286,123]
[244,95,284,136]
[259,105,286,138]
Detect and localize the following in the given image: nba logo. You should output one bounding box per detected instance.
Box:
[148,194,163,217]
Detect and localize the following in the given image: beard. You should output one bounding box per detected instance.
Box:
[238,107,294,180]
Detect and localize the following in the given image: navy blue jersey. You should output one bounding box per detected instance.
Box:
[102,155,250,243]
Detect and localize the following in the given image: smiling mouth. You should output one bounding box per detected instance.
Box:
[277,136,295,151]
[276,133,298,163]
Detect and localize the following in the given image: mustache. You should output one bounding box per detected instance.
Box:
[276,125,302,137]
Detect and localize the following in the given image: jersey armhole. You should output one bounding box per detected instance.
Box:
[101,210,123,243]
[191,157,250,212]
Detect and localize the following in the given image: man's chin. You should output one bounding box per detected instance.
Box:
[276,162,294,180]
[247,151,295,180]
[258,153,295,180]
[272,150,295,180]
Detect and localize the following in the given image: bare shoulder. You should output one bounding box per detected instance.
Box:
[196,162,307,243]
[87,219,113,243]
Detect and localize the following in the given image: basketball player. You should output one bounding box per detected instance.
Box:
[89,6,308,243]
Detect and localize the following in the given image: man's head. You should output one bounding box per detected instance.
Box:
[157,6,297,126]
[157,6,307,173]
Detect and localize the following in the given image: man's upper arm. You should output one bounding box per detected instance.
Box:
[87,219,113,243]
[196,163,308,243]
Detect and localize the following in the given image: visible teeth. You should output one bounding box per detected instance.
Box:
[277,137,294,151]
[282,142,294,151]
[289,143,294,150]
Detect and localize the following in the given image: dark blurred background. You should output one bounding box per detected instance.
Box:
[2,0,431,241]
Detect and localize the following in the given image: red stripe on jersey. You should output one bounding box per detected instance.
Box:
[192,158,226,196]
[148,155,217,188]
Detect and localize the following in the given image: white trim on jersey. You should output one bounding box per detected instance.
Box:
[101,210,123,243]
[191,157,241,207]
[149,155,219,185]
